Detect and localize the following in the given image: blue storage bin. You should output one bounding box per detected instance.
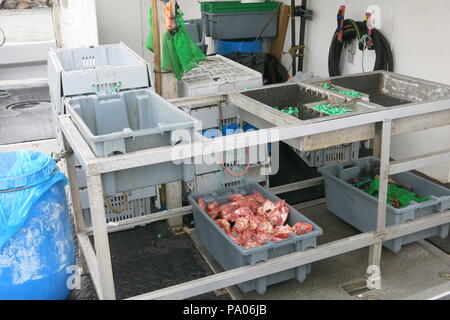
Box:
[217,39,263,56]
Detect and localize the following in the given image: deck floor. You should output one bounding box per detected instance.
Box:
[233,204,450,300]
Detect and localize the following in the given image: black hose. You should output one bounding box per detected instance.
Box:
[328,19,393,77]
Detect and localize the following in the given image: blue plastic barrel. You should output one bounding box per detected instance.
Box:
[217,39,263,56]
[0,151,75,300]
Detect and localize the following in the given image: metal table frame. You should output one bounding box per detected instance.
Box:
[57,92,450,300]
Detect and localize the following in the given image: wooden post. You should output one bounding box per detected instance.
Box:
[270,5,291,61]
[86,175,116,300]
[51,0,64,48]
[153,0,182,229]
[151,0,162,94]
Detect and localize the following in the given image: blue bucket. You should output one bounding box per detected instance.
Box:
[0,151,75,300]
[217,39,263,56]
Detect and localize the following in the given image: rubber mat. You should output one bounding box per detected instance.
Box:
[69,221,231,300]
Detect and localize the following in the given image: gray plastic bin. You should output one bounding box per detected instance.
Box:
[65,89,197,195]
[189,183,323,294]
[203,11,278,40]
[318,157,450,253]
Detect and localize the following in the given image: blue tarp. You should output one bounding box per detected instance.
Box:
[0,151,67,249]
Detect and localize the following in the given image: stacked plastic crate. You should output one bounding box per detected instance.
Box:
[47,43,194,227]
[177,54,267,195]
[178,55,263,97]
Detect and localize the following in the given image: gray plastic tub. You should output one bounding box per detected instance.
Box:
[203,11,278,40]
[65,89,196,194]
[318,157,450,253]
[310,71,450,108]
[189,183,323,294]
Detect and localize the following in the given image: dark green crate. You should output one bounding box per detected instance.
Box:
[201,1,280,14]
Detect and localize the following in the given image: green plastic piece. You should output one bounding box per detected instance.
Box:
[157,234,162,239]
[313,104,352,116]
[276,106,300,117]
[201,1,280,13]
[321,83,362,98]
[147,9,206,80]
[363,178,431,208]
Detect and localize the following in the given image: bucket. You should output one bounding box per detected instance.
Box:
[0,151,75,300]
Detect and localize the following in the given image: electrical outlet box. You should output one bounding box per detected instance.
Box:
[366,5,382,29]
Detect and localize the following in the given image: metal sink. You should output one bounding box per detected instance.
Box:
[309,71,450,108]
[231,83,380,151]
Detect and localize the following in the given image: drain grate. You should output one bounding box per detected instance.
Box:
[341,279,374,297]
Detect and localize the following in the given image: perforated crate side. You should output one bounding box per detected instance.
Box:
[292,142,361,167]
[80,187,160,228]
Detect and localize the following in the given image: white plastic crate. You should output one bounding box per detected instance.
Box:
[292,142,361,168]
[80,186,161,228]
[178,55,263,97]
[48,42,153,114]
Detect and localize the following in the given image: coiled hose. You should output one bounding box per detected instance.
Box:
[328,19,394,76]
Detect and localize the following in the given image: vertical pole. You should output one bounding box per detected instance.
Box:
[290,0,297,76]
[160,0,182,229]
[367,119,392,289]
[63,146,85,233]
[166,181,183,230]
[151,0,162,94]
[51,0,63,48]
[297,0,307,72]
[86,174,116,300]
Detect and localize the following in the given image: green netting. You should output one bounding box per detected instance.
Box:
[321,83,362,98]
[146,7,154,52]
[313,103,352,115]
[350,177,431,208]
[146,8,206,80]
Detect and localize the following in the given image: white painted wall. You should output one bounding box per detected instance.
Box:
[58,0,99,48]
[94,0,450,182]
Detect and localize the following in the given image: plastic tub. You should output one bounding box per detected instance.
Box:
[178,55,263,97]
[0,151,75,299]
[318,157,450,252]
[189,183,323,294]
[203,10,278,39]
[310,71,450,108]
[217,39,263,55]
[65,88,197,194]
[48,43,152,114]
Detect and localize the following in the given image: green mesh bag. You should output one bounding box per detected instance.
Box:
[146,7,154,52]
[145,8,206,80]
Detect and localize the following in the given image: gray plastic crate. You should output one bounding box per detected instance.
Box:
[189,183,323,294]
[48,43,152,115]
[79,186,160,228]
[292,142,361,167]
[178,55,263,97]
[318,157,450,253]
[202,11,278,40]
[65,88,197,194]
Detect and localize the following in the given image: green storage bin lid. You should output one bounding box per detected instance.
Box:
[201,1,280,13]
